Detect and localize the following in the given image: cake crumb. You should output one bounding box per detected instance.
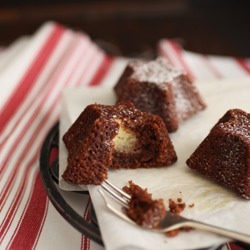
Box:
[168,198,186,214]
[123,181,166,229]
[189,203,195,208]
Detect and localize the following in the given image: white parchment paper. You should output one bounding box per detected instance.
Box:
[59,77,250,250]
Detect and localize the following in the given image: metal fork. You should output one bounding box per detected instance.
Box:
[99,180,250,244]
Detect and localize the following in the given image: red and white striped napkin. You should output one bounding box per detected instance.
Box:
[158,39,250,81]
[0,21,249,250]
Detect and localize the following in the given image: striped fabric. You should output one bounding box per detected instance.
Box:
[0,22,248,250]
[158,39,250,81]
[0,22,113,250]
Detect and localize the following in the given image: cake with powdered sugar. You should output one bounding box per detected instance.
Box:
[114,57,206,132]
[186,109,250,199]
[62,101,177,185]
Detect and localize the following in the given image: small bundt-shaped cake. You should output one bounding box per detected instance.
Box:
[114,57,206,132]
[62,101,177,185]
[186,109,250,199]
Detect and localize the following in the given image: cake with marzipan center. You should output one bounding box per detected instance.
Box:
[62,101,177,185]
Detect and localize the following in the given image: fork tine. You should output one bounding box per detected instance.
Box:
[103,180,131,199]
[101,180,129,207]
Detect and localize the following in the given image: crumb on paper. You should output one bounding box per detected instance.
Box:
[169,198,186,214]
[189,203,195,208]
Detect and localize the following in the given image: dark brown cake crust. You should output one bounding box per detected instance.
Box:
[62,101,177,185]
[114,57,206,132]
[186,109,250,199]
[62,103,117,185]
[123,181,166,229]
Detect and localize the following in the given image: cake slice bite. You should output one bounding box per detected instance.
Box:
[62,101,177,185]
[186,109,250,199]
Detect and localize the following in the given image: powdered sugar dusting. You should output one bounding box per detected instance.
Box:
[130,57,184,84]
[119,56,206,131]
[221,110,250,140]
[171,78,193,120]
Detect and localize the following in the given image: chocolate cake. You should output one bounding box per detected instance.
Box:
[123,181,166,229]
[114,57,206,132]
[186,109,250,199]
[62,101,177,185]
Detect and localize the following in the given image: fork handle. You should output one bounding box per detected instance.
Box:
[186,221,250,244]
